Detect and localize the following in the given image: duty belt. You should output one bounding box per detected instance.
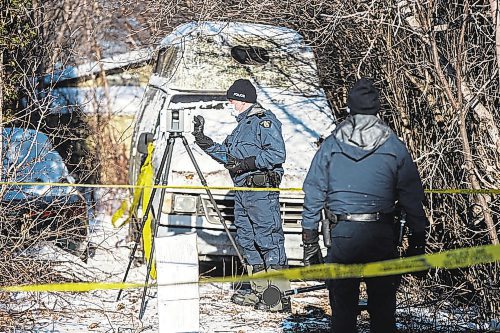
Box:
[325,210,394,223]
[245,175,272,188]
[336,213,381,222]
[245,171,281,188]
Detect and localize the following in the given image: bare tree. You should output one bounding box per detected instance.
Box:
[1,0,498,330]
[491,0,500,83]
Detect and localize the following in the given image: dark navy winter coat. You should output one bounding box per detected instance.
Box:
[201,104,287,266]
[302,114,427,234]
[203,104,285,186]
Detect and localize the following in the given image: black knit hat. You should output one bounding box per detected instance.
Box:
[226,79,257,103]
[347,78,380,115]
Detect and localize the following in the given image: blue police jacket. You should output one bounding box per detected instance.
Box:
[302,115,427,234]
[203,104,286,186]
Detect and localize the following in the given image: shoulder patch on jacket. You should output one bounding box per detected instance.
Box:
[260,120,272,128]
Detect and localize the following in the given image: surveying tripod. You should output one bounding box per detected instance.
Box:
[115,131,245,319]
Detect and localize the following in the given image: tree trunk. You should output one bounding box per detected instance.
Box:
[0,52,4,192]
[428,2,499,244]
[397,0,499,244]
[49,1,83,67]
[491,0,500,83]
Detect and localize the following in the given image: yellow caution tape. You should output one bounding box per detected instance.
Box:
[2,244,498,293]
[111,143,156,278]
[111,200,129,228]
[0,180,499,194]
[112,143,154,228]
[1,282,147,293]
[208,243,500,283]
[141,144,156,279]
[0,180,292,192]
[424,189,500,195]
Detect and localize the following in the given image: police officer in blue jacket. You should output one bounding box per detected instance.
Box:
[192,79,290,312]
[301,78,428,332]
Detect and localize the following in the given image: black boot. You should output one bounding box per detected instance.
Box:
[231,264,266,307]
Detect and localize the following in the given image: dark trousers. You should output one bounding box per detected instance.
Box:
[327,221,400,333]
[233,190,287,266]
[329,275,400,333]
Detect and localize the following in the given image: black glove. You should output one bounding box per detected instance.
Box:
[302,229,324,266]
[406,231,426,257]
[406,230,427,279]
[192,115,214,149]
[225,156,257,174]
[192,115,205,137]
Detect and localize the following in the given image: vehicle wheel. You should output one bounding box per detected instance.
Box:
[55,214,89,262]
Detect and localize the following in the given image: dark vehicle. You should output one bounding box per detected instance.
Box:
[0,127,88,260]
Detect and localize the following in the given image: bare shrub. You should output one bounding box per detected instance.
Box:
[1,0,498,330]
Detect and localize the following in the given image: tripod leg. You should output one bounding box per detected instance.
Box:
[116,135,175,302]
[181,136,246,266]
[138,213,161,319]
[138,137,176,318]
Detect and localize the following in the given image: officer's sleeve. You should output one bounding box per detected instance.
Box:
[203,139,229,164]
[255,120,286,169]
[396,149,428,234]
[302,141,331,230]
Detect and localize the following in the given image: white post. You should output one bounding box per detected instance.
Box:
[156,232,199,333]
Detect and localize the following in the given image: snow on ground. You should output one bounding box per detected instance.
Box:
[5,200,498,332]
[6,201,332,333]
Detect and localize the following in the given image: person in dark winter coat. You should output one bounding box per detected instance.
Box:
[192,79,290,312]
[301,78,428,332]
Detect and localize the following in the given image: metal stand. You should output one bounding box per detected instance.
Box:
[261,283,328,307]
[115,132,245,319]
[262,282,368,313]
